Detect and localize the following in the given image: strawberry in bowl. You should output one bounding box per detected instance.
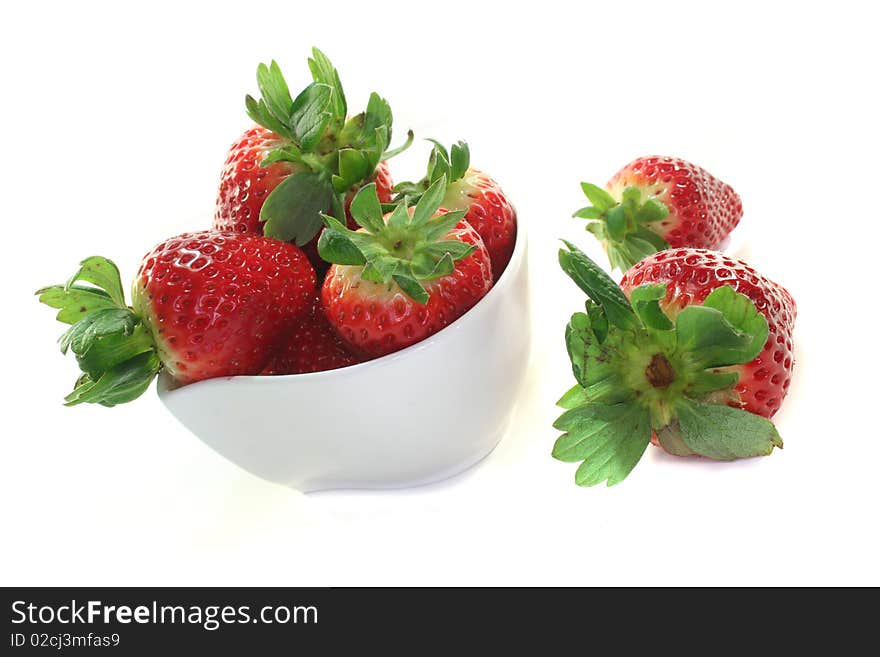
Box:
[37,231,316,405]
[318,177,494,357]
[214,49,411,274]
[395,141,517,280]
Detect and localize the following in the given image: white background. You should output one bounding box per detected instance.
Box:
[1,1,877,586]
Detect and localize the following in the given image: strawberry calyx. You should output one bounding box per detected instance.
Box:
[553,243,782,486]
[574,182,671,271]
[393,140,475,210]
[37,257,161,406]
[246,48,413,246]
[317,176,472,304]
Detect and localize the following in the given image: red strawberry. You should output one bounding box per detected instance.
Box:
[396,141,516,280]
[552,244,795,486]
[261,300,362,375]
[38,231,316,405]
[318,178,493,357]
[214,125,394,237]
[575,156,743,271]
[620,248,796,420]
[213,49,410,272]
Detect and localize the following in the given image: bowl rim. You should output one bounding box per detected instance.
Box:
[159,220,528,393]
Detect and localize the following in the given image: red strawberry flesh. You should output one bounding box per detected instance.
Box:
[261,300,362,375]
[607,156,742,250]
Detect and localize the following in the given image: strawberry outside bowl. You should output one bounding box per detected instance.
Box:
[157,227,530,492]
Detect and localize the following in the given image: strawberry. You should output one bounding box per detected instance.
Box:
[213,49,411,271]
[553,243,795,486]
[575,156,743,271]
[620,248,796,421]
[261,300,362,375]
[215,126,396,236]
[37,231,316,405]
[318,178,493,357]
[395,141,516,280]
[214,126,396,273]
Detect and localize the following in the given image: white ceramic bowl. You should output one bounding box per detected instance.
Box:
[158,228,531,492]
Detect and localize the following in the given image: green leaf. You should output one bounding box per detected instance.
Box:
[386,202,411,229]
[382,129,414,161]
[307,47,346,121]
[622,236,658,264]
[675,305,755,368]
[427,139,450,162]
[393,274,429,305]
[348,183,385,233]
[449,141,470,181]
[75,325,155,380]
[629,283,673,331]
[702,285,769,364]
[631,226,669,251]
[585,300,608,344]
[260,145,305,167]
[557,384,589,409]
[605,243,634,273]
[245,95,291,139]
[39,257,167,407]
[426,144,450,184]
[65,256,126,307]
[573,206,603,219]
[580,182,617,212]
[334,148,370,192]
[64,351,161,407]
[558,242,635,330]
[687,370,740,397]
[420,252,456,280]
[423,210,466,242]
[563,309,634,406]
[422,240,475,261]
[605,205,628,242]
[59,308,138,356]
[36,285,118,325]
[364,92,393,134]
[288,82,332,151]
[360,93,393,158]
[621,186,642,209]
[412,175,447,226]
[317,228,366,266]
[654,424,695,457]
[552,402,652,486]
[256,61,294,125]
[565,312,592,387]
[260,172,334,245]
[635,199,669,224]
[676,398,783,460]
[392,181,426,198]
[362,256,397,284]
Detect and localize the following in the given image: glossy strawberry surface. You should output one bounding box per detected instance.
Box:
[321,219,493,357]
[620,248,796,418]
[442,168,516,280]
[133,230,316,383]
[213,125,394,270]
[261,300,362,375]
[607,156,742,249]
